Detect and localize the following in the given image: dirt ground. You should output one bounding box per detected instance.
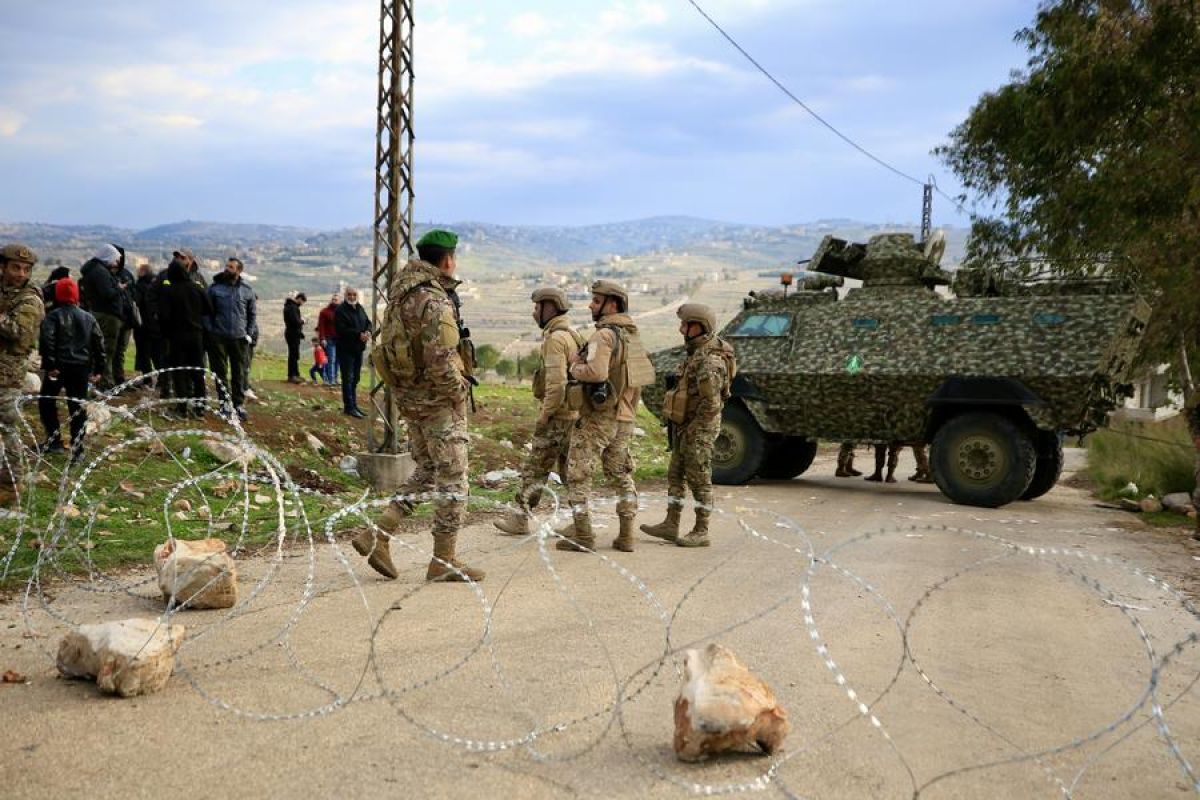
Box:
[2,448,1199,798]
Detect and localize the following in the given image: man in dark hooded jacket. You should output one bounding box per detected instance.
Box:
[283,293,306,383]
[158,255,212,417]
[37,277,104,459]
[132,262,165,387]
[109,245,137,388]
[78,244,123,389]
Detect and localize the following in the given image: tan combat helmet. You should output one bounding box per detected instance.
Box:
[531,287,570,312]
[590,279,628,307]
[0,243,37,266]
[677,302,717,334]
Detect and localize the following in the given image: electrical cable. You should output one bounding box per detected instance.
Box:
[683,0,965,213]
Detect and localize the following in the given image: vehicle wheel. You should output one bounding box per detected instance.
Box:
[757,437,818,480]
[1019,431,1064,501]
[711,404,766,485]
[931,412,1036,508]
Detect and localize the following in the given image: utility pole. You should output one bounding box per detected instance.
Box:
[920,181,933,242]
[367,0,415,453]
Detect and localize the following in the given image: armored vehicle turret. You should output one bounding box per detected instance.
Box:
[644,232,1150,508]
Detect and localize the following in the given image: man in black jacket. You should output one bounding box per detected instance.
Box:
[158,255,212,417]
[37,277,104,459]
[283,292,306,383]
[78,243,123,390]
[132,262,165,388]
[110,245,137,388]
[334,287,370,417]
[206,257,256,421]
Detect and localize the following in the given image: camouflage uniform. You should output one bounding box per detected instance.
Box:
[562,308,645,552]
[352,247,483,583]
[664,336,728,546]
[0,243,45,494]
[495,293,581,536]
[835,442,861,477]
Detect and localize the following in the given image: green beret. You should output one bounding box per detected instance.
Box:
[417,229,458,250]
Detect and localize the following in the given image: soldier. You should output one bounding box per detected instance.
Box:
[558,279,654,553]
[865,443,899,483]
[909,444,933,483]
[0,243,46,500]
[641,303,733,548]
[494,288,583,536]
[352,229,484,583]
[835,442,862,477]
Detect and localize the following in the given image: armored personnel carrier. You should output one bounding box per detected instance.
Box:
[644,232,1150,508]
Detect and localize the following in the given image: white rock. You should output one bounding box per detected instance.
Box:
[22,371,41,393]
[1118,482,1139,498]
[499,439,514,449]
[633,426,647,438]
[154,538,238,610]
[202,438,254,466]
[1139,496,1163,514]
[548,471,563,485]
[173,498,192,512]
[305,433,326,453]
[480,468,521,487]
[673,643,790,762]
[254,493,272,505]
[56,618,185,697]
[83,402,113,435]
[339,456,359,475]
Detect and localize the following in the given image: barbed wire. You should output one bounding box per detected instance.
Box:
[1,373,1198,795]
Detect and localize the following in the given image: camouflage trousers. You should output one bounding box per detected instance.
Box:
[565,414,637,521]
[667,421,719,513]
[515,416,573,514]
[401,409,469,536]
[0,388,24,479]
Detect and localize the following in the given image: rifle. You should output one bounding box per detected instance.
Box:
[448,288,478,413]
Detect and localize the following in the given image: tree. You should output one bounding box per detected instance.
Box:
[495,359,515,379]
[937,0,1200,372]
[475,343,501,372]
[517,353,541,380]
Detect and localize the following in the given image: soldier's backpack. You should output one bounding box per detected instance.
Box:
[713,336,738,400]
[662,337,737,424]
[370,269,447,386]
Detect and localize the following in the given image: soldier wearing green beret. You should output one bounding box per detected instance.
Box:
[0,243,45,501]
[353,229,485,583]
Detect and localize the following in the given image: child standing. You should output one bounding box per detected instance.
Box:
[309,337,327,384]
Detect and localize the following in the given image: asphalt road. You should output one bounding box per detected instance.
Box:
[2,448,1199,798]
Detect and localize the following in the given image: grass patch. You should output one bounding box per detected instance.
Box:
[1087,414,1194,501]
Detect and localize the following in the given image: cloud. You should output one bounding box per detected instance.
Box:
[0,108,27,137]
[508,12,551,37]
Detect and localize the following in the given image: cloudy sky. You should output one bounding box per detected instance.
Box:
[0,0,1037,230]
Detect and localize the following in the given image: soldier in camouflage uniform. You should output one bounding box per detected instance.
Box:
[351,229,484,583]
[641,304,731,547]
[835,442,862,477]
[559,280,648,553]
[0,243,46,501]
[494,287,583,536]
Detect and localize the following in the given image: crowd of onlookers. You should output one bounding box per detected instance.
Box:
[31,243,374,459]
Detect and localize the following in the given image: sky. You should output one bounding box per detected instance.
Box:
[0,0,1039,230]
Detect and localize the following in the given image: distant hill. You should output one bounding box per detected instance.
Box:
[0,216,967,271]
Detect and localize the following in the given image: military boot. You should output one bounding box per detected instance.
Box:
[426,533,486,582]
[378,498,415,533]
[493,509,530,537]
[612,516,635,552]
[351,528,399,579]
[676,508,711,548]
[556,514,595,552]
[640,504,681,542]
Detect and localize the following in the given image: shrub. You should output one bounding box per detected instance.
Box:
[1087,414,1194,500]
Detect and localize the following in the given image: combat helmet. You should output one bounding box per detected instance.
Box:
[590,279,628,307]
[677,302,716,334]
[531,287,570,312]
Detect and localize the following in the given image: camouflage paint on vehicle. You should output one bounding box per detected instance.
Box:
[645,232,1150,492]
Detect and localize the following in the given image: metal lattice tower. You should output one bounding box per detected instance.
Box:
[920,182,933,242]
[368,0,415,453]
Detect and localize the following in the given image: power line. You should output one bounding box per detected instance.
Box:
[683,0,965,214]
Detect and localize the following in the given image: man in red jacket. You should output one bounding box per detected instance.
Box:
[315,292,340,386]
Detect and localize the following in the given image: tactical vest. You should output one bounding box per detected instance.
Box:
[533,326,585,401]
[662,336,737,424]
[588,323,655,411]
[370,268,448,386]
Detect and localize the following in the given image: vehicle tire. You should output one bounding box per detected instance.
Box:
[757,437,818,480]
[711,403,766,485]
[1019,431,1064,501]
[931,412,1036,508]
